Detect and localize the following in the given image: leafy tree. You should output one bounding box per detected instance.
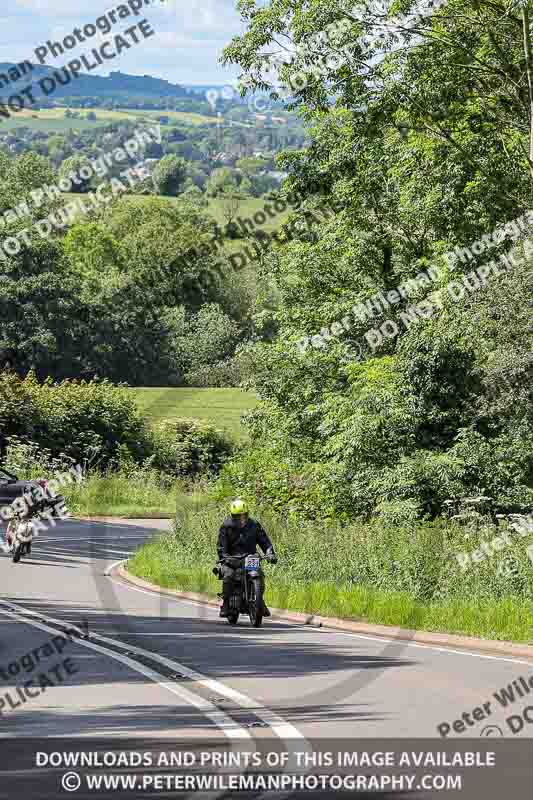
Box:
[167,303,242,383]
[63,223,123,288]
[152,154,187,196]
[181,184,208,206]
[236,156,268,177]
[205,167,240,197]
[60,155,93,193]
[215,0,533,520]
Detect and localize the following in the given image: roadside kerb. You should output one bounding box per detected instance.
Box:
[115,563,533,662]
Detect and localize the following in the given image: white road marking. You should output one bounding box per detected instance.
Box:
[105,632,199,636]
[28,547,133,558]
[38,535,149,541]
[25,549,91,560]
[0,602,250,741]
[295,626,533,665]
[108,561,533,668]
[0,597,304,742]
[106,559,130,575]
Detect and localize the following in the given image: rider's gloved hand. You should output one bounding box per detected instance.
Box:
[266,547,277,564]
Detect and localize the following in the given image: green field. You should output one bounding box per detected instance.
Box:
[119,109,217,125]
[1,106,218,132]
[58,190,294,259]
[207,196,293,254]
[0,113,112,132]
[207,195,290,231]
[131,387,258,440]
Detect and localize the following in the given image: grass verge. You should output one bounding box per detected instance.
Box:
[127,497,533,644]
[62,472,182,517]
[128,545,533,643]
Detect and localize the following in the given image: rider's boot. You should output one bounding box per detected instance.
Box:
[219,601,230,618]
[262,601,271,617]
[220,583,232,617]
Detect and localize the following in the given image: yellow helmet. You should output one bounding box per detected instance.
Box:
[230,498,249,515]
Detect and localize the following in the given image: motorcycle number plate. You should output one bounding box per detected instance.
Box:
[245,556,260,571]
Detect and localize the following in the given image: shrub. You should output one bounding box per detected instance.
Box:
[0,372,43,447]
[3,436,75,478]
[0,373,152,470]
[374,499,423,525]
[0,373,234,479]
[184,352,250,388]
[23,374,153,469]
[152,418,233,477]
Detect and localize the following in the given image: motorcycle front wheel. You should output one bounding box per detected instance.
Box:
[227,594,240,625]
[248,578,264,628]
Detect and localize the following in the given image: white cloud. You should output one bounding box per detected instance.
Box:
[14,0,111,15]
[7,0,243,82]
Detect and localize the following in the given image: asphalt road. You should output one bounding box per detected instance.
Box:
[0,518,532,797]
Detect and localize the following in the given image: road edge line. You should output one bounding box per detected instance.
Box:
[0,599,251,741]
[116,563,533,662]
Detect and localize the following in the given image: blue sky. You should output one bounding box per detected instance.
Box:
[2,0,245,86]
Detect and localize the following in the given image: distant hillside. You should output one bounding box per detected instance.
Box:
[0,64,202,100]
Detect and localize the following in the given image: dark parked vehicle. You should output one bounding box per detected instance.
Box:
[0,467,65,517]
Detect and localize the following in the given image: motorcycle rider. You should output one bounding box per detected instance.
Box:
[217,499,277,618]
[2,506,21,552]
[3,503,38,554]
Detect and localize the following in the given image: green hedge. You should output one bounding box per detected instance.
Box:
[151,418,234,477]
[0,372,233,477]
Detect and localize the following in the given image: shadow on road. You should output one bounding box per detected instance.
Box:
[0,521,416,737]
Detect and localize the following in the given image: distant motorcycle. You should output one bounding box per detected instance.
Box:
[5,508,42,563]
[217,553,271,628]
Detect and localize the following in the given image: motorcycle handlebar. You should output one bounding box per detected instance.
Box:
[221,553,273,563]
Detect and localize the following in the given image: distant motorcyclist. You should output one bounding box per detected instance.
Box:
[216,499,277,618]
[2,503,38,554]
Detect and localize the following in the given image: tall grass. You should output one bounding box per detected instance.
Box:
[2,434,220,519]
[127,496,533,642]
[63,472,179,517]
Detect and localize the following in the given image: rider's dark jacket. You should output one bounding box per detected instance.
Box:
[217,517,273,561]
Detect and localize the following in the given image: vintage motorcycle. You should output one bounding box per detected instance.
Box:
[216,553,272,628]
[5,505,45,563]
